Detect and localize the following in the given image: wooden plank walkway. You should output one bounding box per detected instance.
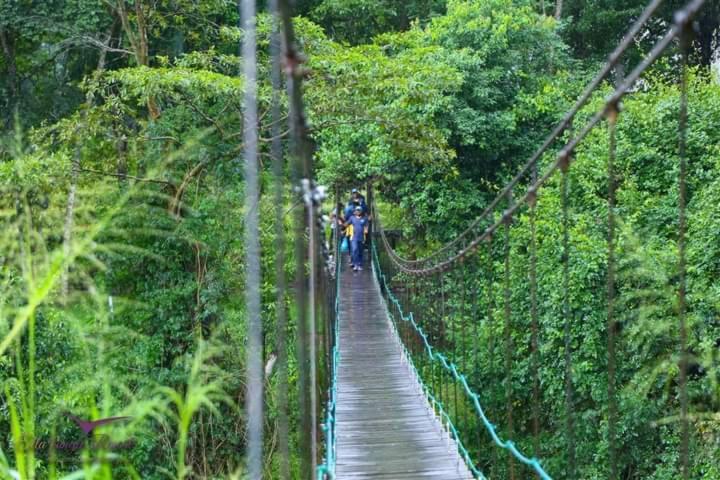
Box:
[334,255,474,480]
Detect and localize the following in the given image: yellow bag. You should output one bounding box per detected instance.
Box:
[345,224,354,238]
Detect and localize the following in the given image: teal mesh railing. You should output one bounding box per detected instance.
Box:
[371,242,552,480]
[316,247,340,480]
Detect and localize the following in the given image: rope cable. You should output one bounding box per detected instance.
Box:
[606,101,619,480]
[240,0,263,476]
[677,22,691,480]
[269,0,289,476]
[503,191,515,480]
[376,0,668,271]
[561,155,576,479]
[374,0,707,277]
[529,159,541,459]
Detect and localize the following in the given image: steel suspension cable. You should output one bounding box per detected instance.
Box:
[317,221,340,480]
[529,161,541,459]
[376,0,667,271]
[485,238,498,477]
[269,0,289,476]
[503,192,515,480]
[374,0,707,277]
[561,154,576,479]
[307,177,319,470]
[411,274,421,378]
[677,23,691,480]
[461,256,468,437]
[472,252,480,460]
[277,0,315,475]
[439,269,445,405]
[606,101,619,480]
[453,266,459,430]
[241,0,263,476]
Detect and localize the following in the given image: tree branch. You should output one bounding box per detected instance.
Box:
[74,34,133,55]
[80,167,175,186]
[113,0,139,59]
[181,94,227,138]
[169,161,207,216]
[138,135,181,143]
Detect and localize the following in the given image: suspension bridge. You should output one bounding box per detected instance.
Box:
[242,0,712,478]
[332,259,474,480]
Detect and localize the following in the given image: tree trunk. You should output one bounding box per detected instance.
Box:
[134,2,160,119]
[397,0,409,30]
[697,16,718,67]
[134,1,149,66]
[116,133,128,180]
[554,0,562,20]
[115,0,160,118]
[0,27,19,118]
[61,27,114,302]
[61,152,80,303]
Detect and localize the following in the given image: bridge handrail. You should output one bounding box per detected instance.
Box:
[317,1,708,477]
[371,243,552,479]
[316,228,341,480]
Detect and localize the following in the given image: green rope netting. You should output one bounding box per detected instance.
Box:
[371,244,552,480]
[316,244,553,479]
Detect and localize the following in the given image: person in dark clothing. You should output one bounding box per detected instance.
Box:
[349,188,368,215]
[346,205,368,271]
[344,188,367,219]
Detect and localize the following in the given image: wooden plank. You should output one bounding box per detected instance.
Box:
[334,257,474,480]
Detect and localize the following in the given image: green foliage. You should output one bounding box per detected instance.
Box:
[0,0,110,127]
[1,0,719,478]
[308,40,461,188]
[357,0,580,242]
[557,1,720,67]
[309,0,445,44]
[380,71,720,478]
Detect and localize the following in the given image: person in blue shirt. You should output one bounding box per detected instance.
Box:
[343,201,354,223]
[346,205,368,271]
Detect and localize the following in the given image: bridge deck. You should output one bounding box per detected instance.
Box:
[335,255,473,480]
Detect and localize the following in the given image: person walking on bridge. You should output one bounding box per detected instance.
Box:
[350,188,367,214]
[344,188,367,220]
[346,205,368,271]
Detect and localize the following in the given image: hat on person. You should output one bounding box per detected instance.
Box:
[351,188,358,194]
[354,205,363,212]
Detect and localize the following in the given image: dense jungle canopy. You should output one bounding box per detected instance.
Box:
[1,0,719,479]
